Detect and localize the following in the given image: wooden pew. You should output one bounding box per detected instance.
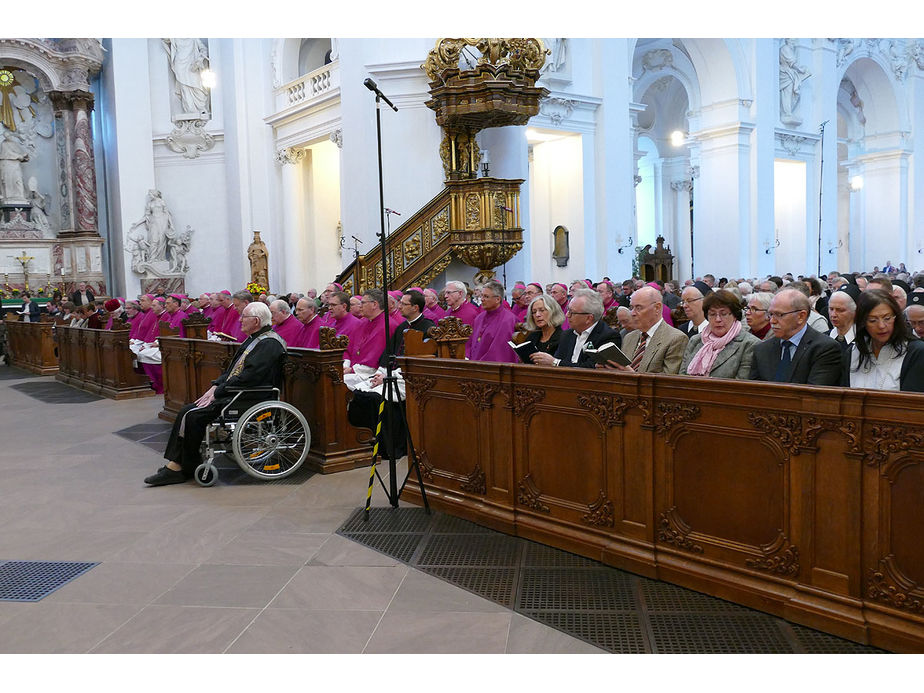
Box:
[397,356,924,653]
[55,323,155,399]
[159,328,373,474]
[5,314,59,375]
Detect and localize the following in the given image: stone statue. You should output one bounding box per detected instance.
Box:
[162,38,210,117]
[167,225,192,274]
[541,38,567,73]
[779,39,811,125]
[248,231,269,287]
[0,130,29,203]
[26,177,50,233]
[126,230,149,274]
[130,190,174,263]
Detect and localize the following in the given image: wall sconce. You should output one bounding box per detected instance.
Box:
[849,175,864,192]
[764,238,780,255]
[827,240,843,254]
[616,236,633,254]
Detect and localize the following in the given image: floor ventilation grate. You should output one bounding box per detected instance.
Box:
[0,561,99,602]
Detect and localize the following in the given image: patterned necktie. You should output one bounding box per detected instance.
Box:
[774,340,793,381]
[630,332,648,371]
[835,334,846,344]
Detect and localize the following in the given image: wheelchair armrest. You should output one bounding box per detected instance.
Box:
[223,386,280,394]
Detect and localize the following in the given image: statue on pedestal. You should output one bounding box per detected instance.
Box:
[162,38,210,118]
[779,39,811,125]
[0,129,29,204]
[248,231,269,288]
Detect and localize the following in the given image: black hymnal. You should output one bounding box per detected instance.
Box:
[508,339,540,364]
[583,341,632,367]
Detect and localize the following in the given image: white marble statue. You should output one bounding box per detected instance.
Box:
[27,177,50,232]
[779,39,811,124]
[0,130,29,203]
[166,225,192,274]
[162,38,210,117]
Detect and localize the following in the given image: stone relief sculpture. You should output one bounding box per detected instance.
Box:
[779,39,811,125]
[541,38,567,74]
[127,189,191,279]
[248,230,269,287]
[162,38,210,117]
[26,177,50,233]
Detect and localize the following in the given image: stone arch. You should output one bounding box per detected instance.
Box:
[272,38,302,87]
[841,57,905,135]
[0,54,58,93]
[680,38,751,109]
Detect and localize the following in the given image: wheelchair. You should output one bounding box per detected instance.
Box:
[194,386,311,487]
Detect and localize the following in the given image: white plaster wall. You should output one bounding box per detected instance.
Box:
[305,139,342,290]
[773,159,808,274]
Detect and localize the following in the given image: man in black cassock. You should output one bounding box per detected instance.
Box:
[144,301,286,486]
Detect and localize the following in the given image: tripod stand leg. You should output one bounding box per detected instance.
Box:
[392,397,430,514]
[363,397,386,521]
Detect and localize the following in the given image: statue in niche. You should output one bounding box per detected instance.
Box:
[26,177,50,233]
[248,231,269,287]
[130,190,174,264]
[162,38,210,117]
[541,38,567,73]
[0,129,29,203]
[779,39,811,124]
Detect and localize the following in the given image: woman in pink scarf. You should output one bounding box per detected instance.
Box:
[681,289,760,379]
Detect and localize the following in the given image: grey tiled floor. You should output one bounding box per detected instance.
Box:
[0,367,602,654]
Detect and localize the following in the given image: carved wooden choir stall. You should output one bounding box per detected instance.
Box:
[4,315,59,375]
[397,356,924,653]
[55,321,155,399]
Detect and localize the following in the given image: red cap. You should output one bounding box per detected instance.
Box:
[104,299,121,312]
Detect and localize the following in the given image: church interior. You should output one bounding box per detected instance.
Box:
[0,16,922,683]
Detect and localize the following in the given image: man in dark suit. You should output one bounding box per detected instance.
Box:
[531,289,621,368]
[70,281,95,306]
[749,288,842,385]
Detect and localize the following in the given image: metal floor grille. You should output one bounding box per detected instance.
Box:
[0,561,99,602]
[337,507,888,654]
[11,381,103,403]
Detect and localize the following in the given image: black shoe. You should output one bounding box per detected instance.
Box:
[144,466,187,486]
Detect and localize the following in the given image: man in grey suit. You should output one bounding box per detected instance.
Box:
[606,286,689,374]
[749,289,841,385]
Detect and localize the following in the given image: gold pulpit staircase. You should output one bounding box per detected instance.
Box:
[336,38,549,294]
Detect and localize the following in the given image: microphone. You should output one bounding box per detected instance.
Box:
[351,235,364,245]
[384,208,401,216]
[363,78,398,112]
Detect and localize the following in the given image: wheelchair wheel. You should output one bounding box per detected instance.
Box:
[231,401,310,480]
[194,462,219,487]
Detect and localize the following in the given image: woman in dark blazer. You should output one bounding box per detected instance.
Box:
[523,295,564,356]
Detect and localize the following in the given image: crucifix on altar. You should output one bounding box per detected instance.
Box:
[12,249,34,290]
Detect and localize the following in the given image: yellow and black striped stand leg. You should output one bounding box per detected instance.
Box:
[363,398,386,521]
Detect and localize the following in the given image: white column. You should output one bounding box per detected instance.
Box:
[908,74,924,262]
[855,150,909,269]
[670,179,693,281]
[100,38,157,298]
[277,148,307,293]
[690,124,753,278]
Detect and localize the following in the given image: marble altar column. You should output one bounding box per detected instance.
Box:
[49,90,100,237]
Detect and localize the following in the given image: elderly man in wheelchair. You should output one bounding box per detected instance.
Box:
[144,301,309,487]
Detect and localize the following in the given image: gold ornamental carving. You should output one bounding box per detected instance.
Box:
[867,557,924,614]
[453,242,523,275]
[422,38,548,83]
[403,231,422,267]
[657,507,704,554]
[464,193,481,229]
[410,253,452,290]
[458,381,501,410]
[460,462,487,495]
[517,473,550,513]
[431,206,450,245]
[749,412,863,462]
[319,326,349,351]
[581,490,615,528]
[744,532,800,577]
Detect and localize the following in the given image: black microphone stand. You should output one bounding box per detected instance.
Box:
[361,78,429,521]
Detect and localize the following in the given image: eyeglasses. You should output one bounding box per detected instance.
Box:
[707,311,734,320]
[360,299,376,304]
[680,297,703,306]
[865,314,896,326]
[566,309,592,316]
[446,289,463,295]
[629,303,654,312]
[768,309,803,320]
[241,314,259,321]
[743,307,766,314]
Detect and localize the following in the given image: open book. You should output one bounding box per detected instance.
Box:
[582,341,632,367]
[507,339,541,364]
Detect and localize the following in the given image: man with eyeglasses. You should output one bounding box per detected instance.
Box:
[748,288,841,385]
[531,289,620,368]
[679,282,711,336]
[605,286,688,374]
[442,280,480,328]
[144,301,286,486]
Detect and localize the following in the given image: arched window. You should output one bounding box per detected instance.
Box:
[298,39,333,76]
